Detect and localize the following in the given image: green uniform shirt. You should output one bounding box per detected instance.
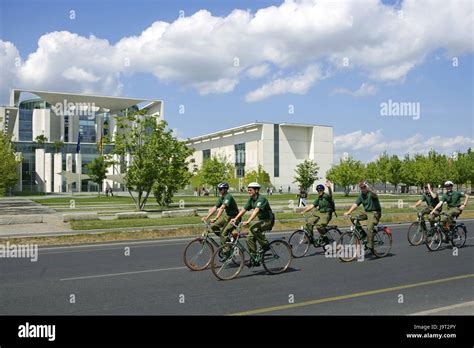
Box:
[215,193,239,217]
[442,191,465,208]
[244,193,272,220]
[421,192,440,208]
[312,193,334,213]
[355,192,381,212]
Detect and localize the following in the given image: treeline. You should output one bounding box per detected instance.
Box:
[327,149,474,195]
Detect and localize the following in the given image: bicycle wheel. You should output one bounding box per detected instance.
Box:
[425,227,442,251]
[372,228,392,258]
[323,228,342,251]
[451,225,467,249]
[263,240,292,274]
[407,222,425,246]
[288,230,310,258]
[183,237,214,271]
[336,231,361,262]
[211,244,244,280]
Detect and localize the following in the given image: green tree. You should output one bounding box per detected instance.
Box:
[364,162,379,186]
[452,150,473,190]
[375,152,390,192]
[293,159,320,191]
[51,140,65,153]
[197,155,234,196]
[399,154,417,191]
[387,154,402,193]
[86,156,110,195]
[34,134,48,147]
[243,164,272,189]
[0,133,20,196]
[113,110,195,210]
[326,156,364,196]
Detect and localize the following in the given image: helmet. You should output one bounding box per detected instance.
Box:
[316,184,325,191]
[247,182,261,189]
[444,180,454,187]
[217,182,229,190]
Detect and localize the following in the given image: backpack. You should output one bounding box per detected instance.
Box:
[328,196,337,217]
[269,211,276,229]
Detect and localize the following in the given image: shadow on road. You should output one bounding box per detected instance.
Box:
[237,266,300,279]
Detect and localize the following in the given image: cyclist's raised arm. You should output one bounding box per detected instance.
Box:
[326,180,333,197]
[427,184,437,199]
[367,184,378,198]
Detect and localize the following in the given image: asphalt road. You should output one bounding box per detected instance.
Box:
[1,221,473,315]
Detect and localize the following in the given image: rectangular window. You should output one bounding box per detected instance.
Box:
[274,124,279,177]
[202,149,211,161]
[234,143,245,178]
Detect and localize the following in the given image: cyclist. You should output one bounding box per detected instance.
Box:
[201,182,240,246]
[410,183,441,228]
[344,180,382,251]
[300,180,334,243]
[230,182,273,266]
[430,181,469,227]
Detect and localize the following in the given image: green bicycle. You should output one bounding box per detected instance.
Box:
[289,213,342,258]
[183,221,227,271]
[407,210,440,246]
[211,222,293,280]
[336,215,392,262]
[425,212,467,251]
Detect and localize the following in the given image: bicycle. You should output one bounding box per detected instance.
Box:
[336,214,392,262]
[288,213,342,258]
[407,210,440,246]
[211,222,293,280]
[183,221,227,271]
[425,212,467,251]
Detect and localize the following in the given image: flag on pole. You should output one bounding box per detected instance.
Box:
[76,132,81,153]
[98,136,103,155]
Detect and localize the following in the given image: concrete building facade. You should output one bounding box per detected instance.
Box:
[0,89,163,193]
[187,122,333,192]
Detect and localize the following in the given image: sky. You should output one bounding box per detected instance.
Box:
[0,0,473,163]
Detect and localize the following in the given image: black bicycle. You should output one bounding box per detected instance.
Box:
[289,213,342,258]
[407,210,440,246]
[425,212,467,251]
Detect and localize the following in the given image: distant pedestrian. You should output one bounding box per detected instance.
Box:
[298,188,307,207]
[288,186,291,194]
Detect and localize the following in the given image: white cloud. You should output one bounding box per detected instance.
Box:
[246,64,270,79]
[334,129,474,161]
[245,65,322,102]
[1,0,473,102]
[332,83,378,97]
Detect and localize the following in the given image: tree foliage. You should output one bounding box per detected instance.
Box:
[0,133,20,196]
[113,110,195,210]
[293,159,320,191]
[326,156,364,196]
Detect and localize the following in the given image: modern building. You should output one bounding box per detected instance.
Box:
[0,89,163,193]
[186,122,333,192]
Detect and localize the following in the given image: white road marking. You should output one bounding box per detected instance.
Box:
[60,266,187,281]
[410,300,474,315]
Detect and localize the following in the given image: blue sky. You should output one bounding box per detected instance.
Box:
[1,0,472,162]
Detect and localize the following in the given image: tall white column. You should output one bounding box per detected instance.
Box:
[66,153,73,192]
[35,148,45,192]
[15,152,22,191]
[54,153,63,193]
[75,153,82,193]
[45,153,52,193]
